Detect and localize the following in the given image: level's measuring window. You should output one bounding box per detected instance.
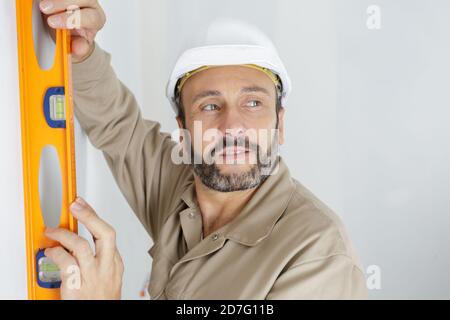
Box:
[38,256,61,283]
[36,250,61,288]
[49,95,66,121]
[44,87,67,129]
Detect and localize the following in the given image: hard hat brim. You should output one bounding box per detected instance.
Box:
[166,45,292,113]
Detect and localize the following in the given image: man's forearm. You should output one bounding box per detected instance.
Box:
[71,42,187,240]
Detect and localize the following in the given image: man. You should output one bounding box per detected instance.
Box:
[40,0,367,299]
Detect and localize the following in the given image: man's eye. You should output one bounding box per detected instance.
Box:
[246,100,262,108]
[202,104,219,111]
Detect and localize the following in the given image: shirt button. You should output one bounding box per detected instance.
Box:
[189,212,196,219]
[212,234,220,241]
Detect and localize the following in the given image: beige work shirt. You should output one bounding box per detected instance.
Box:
[72,44,368,300]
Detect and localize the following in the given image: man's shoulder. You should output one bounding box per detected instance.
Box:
[273,179,363,271]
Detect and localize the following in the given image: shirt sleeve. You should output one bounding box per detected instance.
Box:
[266,254,368,300]
[72,43,191,241]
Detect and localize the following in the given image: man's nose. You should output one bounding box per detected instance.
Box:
[218,108,246,138]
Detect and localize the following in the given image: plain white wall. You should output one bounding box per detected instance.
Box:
[0,0,27,300]
[334,0,450,299]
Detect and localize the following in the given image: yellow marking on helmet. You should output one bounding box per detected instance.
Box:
[176,64,281,95]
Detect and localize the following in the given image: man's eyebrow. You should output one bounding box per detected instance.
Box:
[192,90,222,104]
[240,86,271,96]
[191,86,271,104]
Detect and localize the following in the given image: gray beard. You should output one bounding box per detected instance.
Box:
[192,139,279,193]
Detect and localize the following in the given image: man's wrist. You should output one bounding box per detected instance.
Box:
[73,42,96,65]
[72,42,111,90]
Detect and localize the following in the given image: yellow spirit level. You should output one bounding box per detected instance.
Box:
[16,0,77,300]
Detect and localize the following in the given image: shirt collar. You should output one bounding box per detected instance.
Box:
[180,157,296,247]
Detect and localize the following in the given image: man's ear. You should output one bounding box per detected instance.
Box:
[277,107,286,145]
[176,117,185,144]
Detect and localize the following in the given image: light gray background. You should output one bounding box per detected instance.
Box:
[1,0,449,299]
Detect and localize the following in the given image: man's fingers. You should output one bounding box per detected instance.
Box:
[44,246,78,282]
[70,198,117,261]
[45,227,95,270]
[39,0,99,15]
[114,251,124,274]
[47,8,104,30]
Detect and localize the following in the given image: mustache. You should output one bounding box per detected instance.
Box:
[211,136,260,157]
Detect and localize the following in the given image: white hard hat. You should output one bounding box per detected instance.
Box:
[166,19,292,114]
